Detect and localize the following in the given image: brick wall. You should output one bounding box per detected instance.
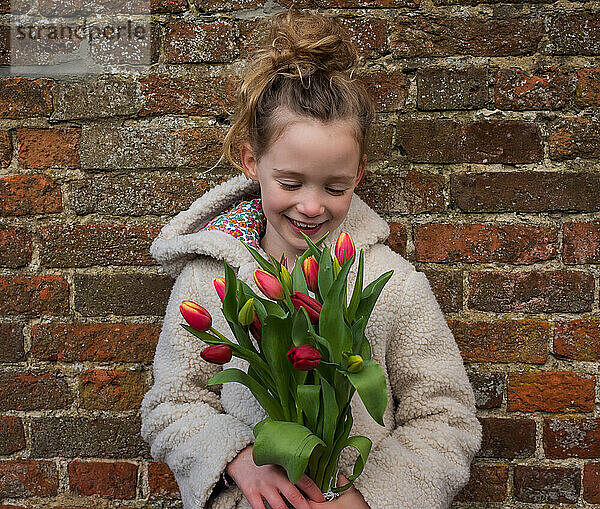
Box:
[0,0,599,507]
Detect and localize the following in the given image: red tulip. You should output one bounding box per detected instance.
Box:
[249,312,262,341]
[213,277,225,302]
[287,344,321,371]
[290,292,322,324]
[200,344,232,364]
[180,300,212,332]
[302,256,319,292]
[335,232,355,265]
[253,269,285,300]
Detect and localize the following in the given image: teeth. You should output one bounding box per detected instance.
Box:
[289,218,319,229]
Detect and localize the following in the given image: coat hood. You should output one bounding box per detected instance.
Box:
[151,174,390,277]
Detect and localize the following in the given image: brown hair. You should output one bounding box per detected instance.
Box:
[221,7,375,174]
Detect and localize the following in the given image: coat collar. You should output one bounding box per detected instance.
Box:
[151,174,390,277]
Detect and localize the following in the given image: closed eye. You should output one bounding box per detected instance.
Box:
[278,182,300,190]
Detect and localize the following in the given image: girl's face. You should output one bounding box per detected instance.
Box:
[240,114,366,264]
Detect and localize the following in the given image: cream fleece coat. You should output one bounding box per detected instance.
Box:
[140,175,482,509]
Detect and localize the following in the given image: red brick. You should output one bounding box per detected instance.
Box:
[396,119,542,163]
[365,123,394,162]
[0,275,69,316]
[0,174,62,216]
[0,77,53,118]
[454,464,508,502]
[0,226,32,267]
[422,269,463,313]
[554,318,600,362]
[316,0,418,6]
[39,224,159,267]
[563,220,600,264]
[514,465,580,504]
[148,461,181,499]
[0,131,10,168]
[0,416,25,454]
[31,322,159,362]
[468,372,504,409]
[165,20,238,64]
[338,17,388,58]
[478,417,536,458]
[151,0,187,12]
[0,323,25,362]
[0,371,73,411]
[494,67,569,110]
[39,0,150,15]
[16,127,80,169]
[584,463,600,503]
[414,223,557,264]
[450,319,548,364]
[390,15,543,57]
[549,117,600,160]
[576,67,600,108]
[508,371,595,413]
[384,222,407,258]
[0,460,58,497]
[357,171,445,214]
[468,270,594,313]
[544,418,600,458]
[68,461,137,498]
[79,369,146,411]
[546,12,600,55]
[140,73,238,117]
[361,70,408,111]
[74,273,172,316]
[417,67,488,110]
[451,171,600,212]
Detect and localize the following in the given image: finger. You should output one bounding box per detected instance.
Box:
[264,490,290,509]
[296,474,325,502]
[281,484,311,509]
[245,492,267,509]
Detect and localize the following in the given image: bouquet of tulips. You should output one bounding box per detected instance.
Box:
[179,231,393,498]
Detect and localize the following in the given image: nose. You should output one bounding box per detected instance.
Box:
[296,190,325,218]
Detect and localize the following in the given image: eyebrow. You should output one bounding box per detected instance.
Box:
[273,168,355,184]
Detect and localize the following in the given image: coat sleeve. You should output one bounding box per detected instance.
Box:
[352,270,482,509]
[140,257,254,509]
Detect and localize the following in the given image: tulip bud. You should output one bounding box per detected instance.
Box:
[346,354,364,373]
[238,298,255,326]
[180,300,212,332]
[287,344,321,371]
[280,264,292,292]
[290,292,322,324]
[249,312,262,341]
[213,277,226,302]
[335,232,355,265]
[253,269,285,300]
[332,256,341,278]
[302,256,319,292]
[200,344,232,364]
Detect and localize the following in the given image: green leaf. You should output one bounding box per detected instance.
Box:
[292,307,313,347]
[346,250,364,322]
[351,317,366,355]
[299,231,326,259]
[253,418,325,484]
[207,368,284,420]
[291,252,310,295]
[331,435,372,493]
[317,248,334,301]
[345,359,387,426]
[320,377,339,446]
[222,261,238,323]
[355,270,394,324]
[296,384,320,430]
[241,241,278,276]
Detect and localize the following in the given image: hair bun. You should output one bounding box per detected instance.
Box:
[260,8,360,78]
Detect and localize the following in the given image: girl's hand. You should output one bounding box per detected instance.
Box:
[226,445,325,509]
[307,475,371,509]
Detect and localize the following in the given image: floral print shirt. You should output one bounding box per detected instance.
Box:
[201,198,266,248]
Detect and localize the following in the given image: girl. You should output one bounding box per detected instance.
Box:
[140,7,481,509]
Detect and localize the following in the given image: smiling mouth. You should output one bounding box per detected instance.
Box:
[285,216,325,230]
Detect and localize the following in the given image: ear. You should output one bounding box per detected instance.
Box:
[240,142,259,181]
[354,154,367,186]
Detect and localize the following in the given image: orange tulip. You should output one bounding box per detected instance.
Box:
[335,232,355,265]
[213,277,225,302]
[253,269,285,300]
[180,300,212,332]
[302,256,319,292]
